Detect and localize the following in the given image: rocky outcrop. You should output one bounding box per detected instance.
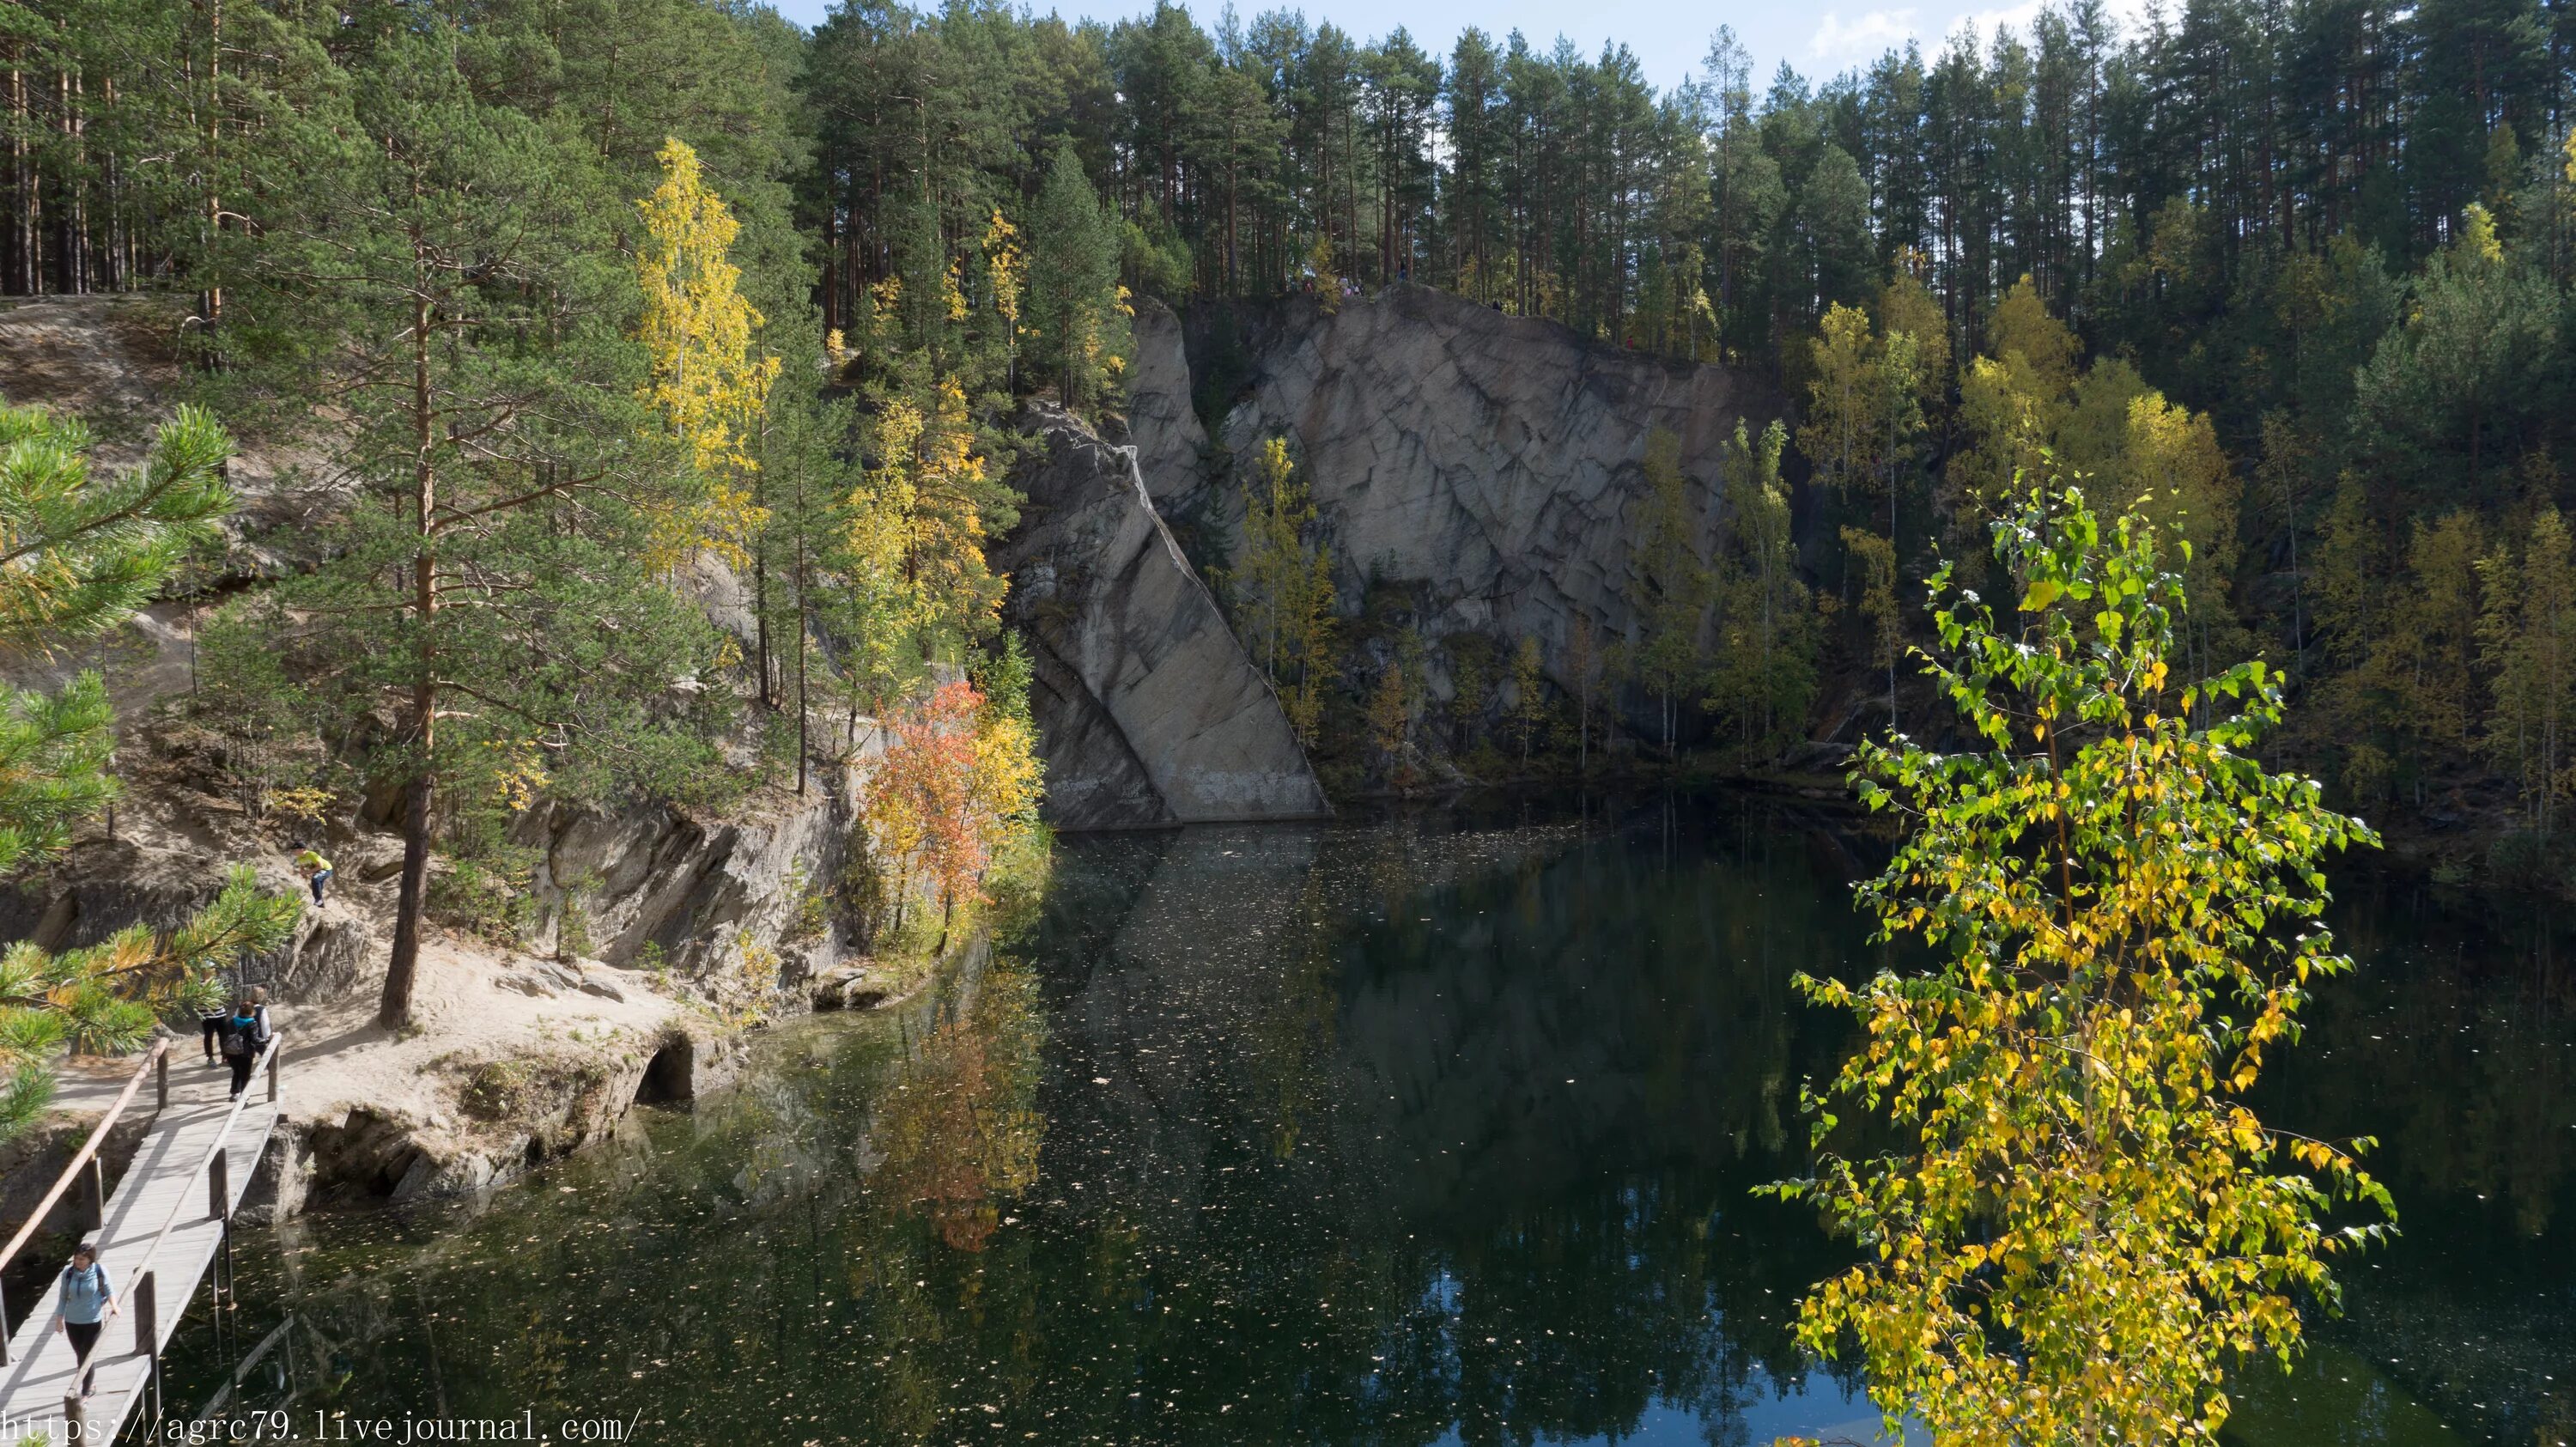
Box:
[998,404,1329,830]
[250,1018,743,1214]
[1127,289,1786,739]
[513,763,864,992]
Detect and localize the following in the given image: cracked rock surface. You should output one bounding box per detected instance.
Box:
[998,405,1329,830]
[1127,288,1785,733]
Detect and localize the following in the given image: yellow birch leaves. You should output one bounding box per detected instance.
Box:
[854,375,1005,658]
[635,137,780,571]
[1222,436,1339,741]
[1772,486,2393,1446]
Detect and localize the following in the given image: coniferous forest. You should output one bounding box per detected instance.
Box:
[9,4,2576,1443]
[7,0,2576,883]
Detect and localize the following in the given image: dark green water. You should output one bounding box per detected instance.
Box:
[146,797,2569,1445]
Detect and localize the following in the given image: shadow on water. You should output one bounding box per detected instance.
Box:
[144,794,2567,1446]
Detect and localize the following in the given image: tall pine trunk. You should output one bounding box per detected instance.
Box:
[197,0,222,332]
[381,272,438,1030]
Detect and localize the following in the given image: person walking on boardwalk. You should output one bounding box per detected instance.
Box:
[199,1006,226,1067]
[53,1242,117,1397]
[217,996,270,1101]
[202,986,271,1067]
[290,842,332,909]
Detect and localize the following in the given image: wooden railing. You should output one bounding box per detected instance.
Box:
[0,1039,171,1365]
[41,1032,280,1434]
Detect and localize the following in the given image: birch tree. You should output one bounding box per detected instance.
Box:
[1773,486,2392,1444]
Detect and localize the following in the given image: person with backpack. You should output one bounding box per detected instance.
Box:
[290,842,333,909]
[201,985,272,1068]
[52,1242,117,1397]
[218,996,271,1100]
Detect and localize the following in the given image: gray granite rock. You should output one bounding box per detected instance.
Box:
[998,405,1329,830]
[1128,288,1787,737]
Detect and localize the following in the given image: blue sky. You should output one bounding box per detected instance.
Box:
[762,0,2148,94]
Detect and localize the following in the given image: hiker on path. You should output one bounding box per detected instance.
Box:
[290,842,332,909]
[52,1242,117,1397]
[203,985,272,1068]
[216,996,270,1101]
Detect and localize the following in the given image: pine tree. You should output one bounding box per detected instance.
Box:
[1025,149,1129,410]
[0,399,299,1135]
[237,21,731,1029]
[2354,204,2558,496]
[0,399,231,871]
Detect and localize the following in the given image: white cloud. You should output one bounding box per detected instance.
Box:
[1953,0,2154,49]
[1809,0,2160,70]
[1809,9,1918,65]
[1959,0,2045,42]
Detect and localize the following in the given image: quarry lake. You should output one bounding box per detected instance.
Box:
[157,796,2563,1446]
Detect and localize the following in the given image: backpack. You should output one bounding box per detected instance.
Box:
[61,1262,106,1311]
[221,1018,255,1058]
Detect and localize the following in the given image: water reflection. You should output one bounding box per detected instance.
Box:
[2227,871,2576,1446]
[146,797,2561,1446]
[876,959,1044,1252]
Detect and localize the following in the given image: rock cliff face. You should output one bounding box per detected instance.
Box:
[1126,289,1787,738]
[997,405,1328,830]
[513,764,864,988]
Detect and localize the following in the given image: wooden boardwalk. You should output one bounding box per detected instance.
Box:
[0,1053,276,1444]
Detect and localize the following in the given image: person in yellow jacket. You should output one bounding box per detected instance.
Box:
[290,841,333,909]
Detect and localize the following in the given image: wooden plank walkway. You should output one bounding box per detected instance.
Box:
[0,1058,276,1444]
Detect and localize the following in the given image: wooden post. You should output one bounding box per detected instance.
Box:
[77,1156,103,1232]
[131,1269,155,1355]
[266,1044,279,1103]
[208,1151,228,1223]
[157,1048,169,1112]
[62,1389,82,1435]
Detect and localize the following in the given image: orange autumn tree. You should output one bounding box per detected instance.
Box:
[866,679,1036,952]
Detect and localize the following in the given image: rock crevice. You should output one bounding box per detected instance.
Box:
[997,405,1328,830]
